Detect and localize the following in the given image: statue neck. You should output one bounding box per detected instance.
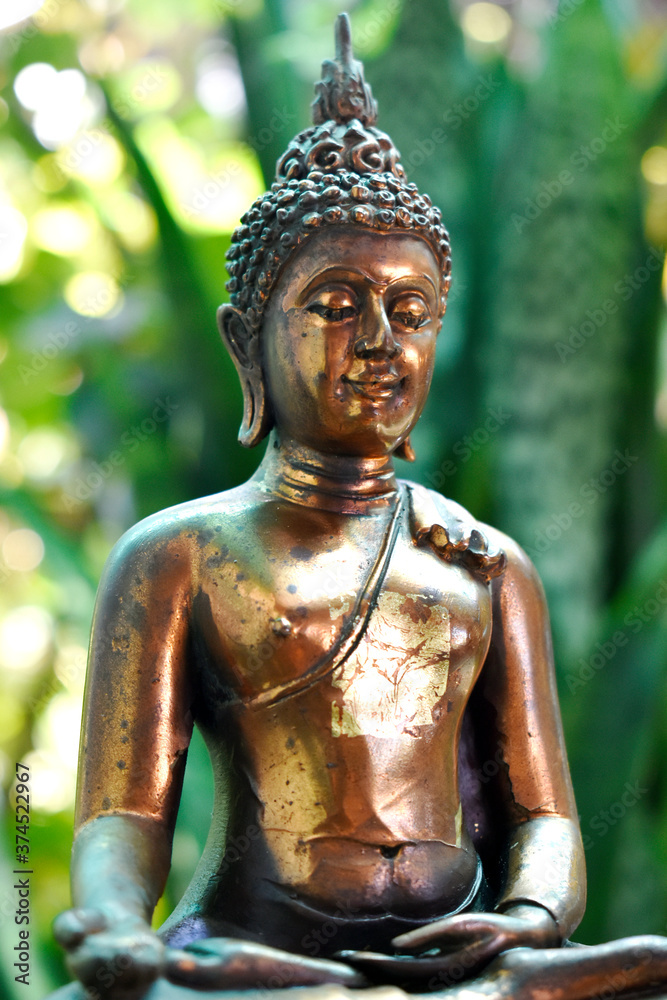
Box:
[256,432,399,515]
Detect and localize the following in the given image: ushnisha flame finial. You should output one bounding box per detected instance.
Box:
[276,12,401,182]
[311,12,378,127]
[225,13,452,345]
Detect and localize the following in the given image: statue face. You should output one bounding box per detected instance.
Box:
[261,228,442,457]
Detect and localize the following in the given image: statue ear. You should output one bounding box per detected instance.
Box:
[217,304,273,448]
[395,436,416,462]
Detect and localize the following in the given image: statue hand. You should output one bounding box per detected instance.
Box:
[165,937,368,990]
[395,903,560,954]
[338,905,559,987]
[53,907,165,996]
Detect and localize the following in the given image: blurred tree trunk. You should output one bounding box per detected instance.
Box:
[483,0,641,660]
[228,1,306,185]
[479,0,667,941]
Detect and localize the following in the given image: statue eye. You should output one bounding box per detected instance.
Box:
[390,296,429,330]
[307,303,357,322]
[393,312,425,329]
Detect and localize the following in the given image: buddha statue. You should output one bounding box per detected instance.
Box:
[52,15,667,1000]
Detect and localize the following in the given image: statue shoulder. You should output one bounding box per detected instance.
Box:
[401,480,485,533]
[403,480,550,627]
[478,520,547,596]
[400,480,507,585]
[100,482,261,582]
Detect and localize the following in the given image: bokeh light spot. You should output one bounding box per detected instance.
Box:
[24,68,96,150]
[642,147,667,187]
[462,2,512,45]
[0,205,29,282]
[0,0,45,30]
[103,191,157,252]
[52,365,85,396]
[0,693,25,743]
[56,131,124,186]
[196,54,246,118]
[64,271,121,317]
[2,528,45,571]
[24,748,75,813]
[0,606,53,674]
[34,691,82,771]
[18,427,74,482]
[114,61,182,118]
[54,643,87,693]
[32,204,93,256]
[78,32,126,76]
[14,62,58,111]
[0,408,10,459]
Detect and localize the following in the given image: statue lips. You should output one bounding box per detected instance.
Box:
[342,373,405,402]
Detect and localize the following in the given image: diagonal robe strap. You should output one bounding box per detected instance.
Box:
[245,485,405,711]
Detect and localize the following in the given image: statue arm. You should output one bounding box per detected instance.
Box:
[477,531,586,940]
[75,519,194,841]
[55,519,194,990]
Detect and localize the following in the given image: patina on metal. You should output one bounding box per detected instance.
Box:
[53,14,667,1000]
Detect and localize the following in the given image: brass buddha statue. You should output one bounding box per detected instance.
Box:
[53,15,667,1000]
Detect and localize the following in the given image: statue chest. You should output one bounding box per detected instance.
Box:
[329,586,453,739]
[194,527,493,726]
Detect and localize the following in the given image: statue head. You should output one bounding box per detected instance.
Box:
[219,13,451,458]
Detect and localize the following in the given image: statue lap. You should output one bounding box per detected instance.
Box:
[48,938,667,1000]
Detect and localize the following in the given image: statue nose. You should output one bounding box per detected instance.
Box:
[354,297,400,359]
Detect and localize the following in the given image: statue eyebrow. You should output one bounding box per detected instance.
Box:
[295,266,436,305]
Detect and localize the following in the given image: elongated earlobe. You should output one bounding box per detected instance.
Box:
[217,305,273,448]
[395,436,416,462]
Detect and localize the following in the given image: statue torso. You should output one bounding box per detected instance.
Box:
[181,483,493,927]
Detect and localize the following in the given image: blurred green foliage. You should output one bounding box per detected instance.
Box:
[0,0,666,993]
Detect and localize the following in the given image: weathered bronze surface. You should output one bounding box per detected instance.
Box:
[53,14,667,1000]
